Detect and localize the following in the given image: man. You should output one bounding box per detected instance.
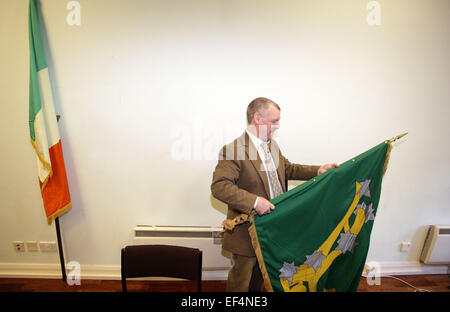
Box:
[211,97,339,292]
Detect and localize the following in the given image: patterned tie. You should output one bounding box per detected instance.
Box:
[261,143,283,199]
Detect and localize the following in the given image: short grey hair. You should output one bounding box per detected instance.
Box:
[246,97,281,124]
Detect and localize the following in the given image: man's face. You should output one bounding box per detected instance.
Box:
[255,105,280,141]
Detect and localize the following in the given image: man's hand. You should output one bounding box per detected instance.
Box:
[317,163,340,175]
[254,197,275,216]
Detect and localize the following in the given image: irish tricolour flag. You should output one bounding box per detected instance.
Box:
[29,0,71,225]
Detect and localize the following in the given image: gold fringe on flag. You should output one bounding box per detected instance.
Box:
[249,214,274,292]
[46,202,72,225]
[383,132,408,176]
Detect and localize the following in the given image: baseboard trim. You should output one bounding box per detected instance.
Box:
[0,261,447,281]
[0,263,62,279]
[0,263,229,280]
[367,261,448,276]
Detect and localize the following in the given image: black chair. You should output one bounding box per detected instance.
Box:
[121,244,202,292]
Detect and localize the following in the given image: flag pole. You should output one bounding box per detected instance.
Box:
[55,114,67,282]
[55,217,67,282]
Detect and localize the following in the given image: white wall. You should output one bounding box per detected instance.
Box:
[1,0,449,276]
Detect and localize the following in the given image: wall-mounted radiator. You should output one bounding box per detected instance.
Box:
[420,225,450,264]
[133,226,232,271]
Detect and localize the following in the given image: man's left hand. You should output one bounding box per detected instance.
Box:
[317,163,340,175]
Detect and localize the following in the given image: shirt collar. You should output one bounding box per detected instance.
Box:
[246,128,269,149]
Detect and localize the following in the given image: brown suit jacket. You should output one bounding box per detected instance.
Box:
[211,131,320,256]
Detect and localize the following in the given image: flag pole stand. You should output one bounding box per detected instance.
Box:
[55,217,67,282]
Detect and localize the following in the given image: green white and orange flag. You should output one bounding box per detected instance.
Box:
[29,0,71,225]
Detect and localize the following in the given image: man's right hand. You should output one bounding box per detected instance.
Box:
[254,196,275,216]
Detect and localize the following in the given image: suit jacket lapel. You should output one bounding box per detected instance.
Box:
[239,132,271,199]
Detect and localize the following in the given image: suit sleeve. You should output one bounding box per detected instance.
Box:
[211,148,257,215]
[284,155,320,181]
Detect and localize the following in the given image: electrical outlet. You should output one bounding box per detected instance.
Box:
[213,231,223,244]
[12,241,25,252]
[26,241,39,252]
[399,241,411,252]
[39,241,57,252]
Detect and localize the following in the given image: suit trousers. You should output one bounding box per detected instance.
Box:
[226,253,264,292]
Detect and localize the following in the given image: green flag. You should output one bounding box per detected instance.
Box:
[249,140,392,292]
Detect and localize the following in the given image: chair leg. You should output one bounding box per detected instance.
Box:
[198,251,203,292]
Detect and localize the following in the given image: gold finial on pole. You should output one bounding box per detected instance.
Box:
[389,132,408,143]
[383,132,408,176]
